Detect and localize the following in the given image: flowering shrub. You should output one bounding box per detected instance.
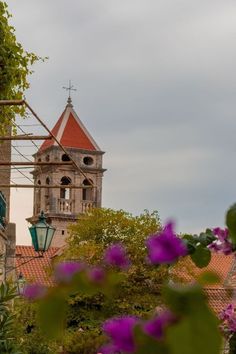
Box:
[21,203,236,353]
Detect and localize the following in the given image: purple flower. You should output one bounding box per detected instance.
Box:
[102,316,138,353]
[104,244,130,269]
[23,283,46,300]
[54,261,85,283]
[220,304,236,333]
[220,304,234,321]
[88,267,106,283]
[213,227,229,242]
[208,227,233,255]
[143,310,176,340]
[146,222,187,264]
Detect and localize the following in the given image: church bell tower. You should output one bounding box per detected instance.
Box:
[28,97,106,247]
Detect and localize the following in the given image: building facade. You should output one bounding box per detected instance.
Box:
[0,128,15,280]
[28,98,106,247]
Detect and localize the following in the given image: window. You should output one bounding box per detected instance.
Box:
[62,230,65,235]
[60,176,71,199]
[46,155,50,162]
[62,154,71,162]
[83,156,93,166]
[82,179,93,201]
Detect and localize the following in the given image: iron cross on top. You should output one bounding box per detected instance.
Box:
[63,80,77,101]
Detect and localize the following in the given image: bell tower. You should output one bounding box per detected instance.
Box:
[28,98,106,247]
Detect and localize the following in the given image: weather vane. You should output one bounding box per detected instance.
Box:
[63,80,77,105]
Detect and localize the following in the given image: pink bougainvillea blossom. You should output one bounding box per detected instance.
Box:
[88,267,106,284]
[54,261,85,283]
[104,244,130,269]
[208,227,233,255]
[220,304,236,332]
[23,283,46,300]
[102,316,138,353]
[146,221,187,264]
[143,310,176,340]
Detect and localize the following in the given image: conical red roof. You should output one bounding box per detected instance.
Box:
[40,102,100,152]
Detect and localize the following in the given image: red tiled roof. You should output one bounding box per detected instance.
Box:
[40,103,100,152]
[173,254,235,314]
[205,288,232,315]
[173,254,234,287]
[15,246,59,286]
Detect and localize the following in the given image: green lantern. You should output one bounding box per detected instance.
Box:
[29,211,55,253]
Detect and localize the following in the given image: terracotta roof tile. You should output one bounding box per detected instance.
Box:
[173,254,234,287]
[15,246,59,286]
[40,104,100,152]
[172,254,235,314]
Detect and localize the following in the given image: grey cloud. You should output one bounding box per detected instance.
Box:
[5,0,236,243]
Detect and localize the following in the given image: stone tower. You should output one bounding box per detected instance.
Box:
[28,98,106,247]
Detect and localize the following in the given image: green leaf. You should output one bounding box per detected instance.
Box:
[163,283,222,354]
[166,312,221,354]
[197,271,220,286]
[190,244,211,268]
[134,326,169,354]
[163,283,205,316]
[38,293,67,339]
[226,204,236,244]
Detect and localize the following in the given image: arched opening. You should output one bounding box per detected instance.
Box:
[82,179,93,201]
[61,154,71,162]
[46,155,50,162]
[60,176,71,199]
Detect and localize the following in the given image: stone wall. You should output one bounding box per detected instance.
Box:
[0,127,11,221]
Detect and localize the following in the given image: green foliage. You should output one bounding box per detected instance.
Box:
[13,300,58,354]
[190,244,211,268]
[0,283,20,354]
[0,1,44,134]
[182,230,215,268]
[62,328,105,354]
[67,208,163,277]
[39,208,166,349]
[229,332,236,354]
[226,203,236,245]
[68,208,160,246]
[165,284,221,354]
[134,283,222,354]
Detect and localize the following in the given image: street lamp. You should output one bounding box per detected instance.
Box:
[29,211,56,254]
[17,272,26,295]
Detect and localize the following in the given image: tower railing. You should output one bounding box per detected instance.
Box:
[58,198,73,214]
[81,201,95,213]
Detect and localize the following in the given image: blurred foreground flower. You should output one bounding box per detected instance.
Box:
[143,310,176,339]
[146,221,187,264]
[23,283,46,300]
[88,266,106,284]
[101,316,138,353]
[104,243,130,269]
[54,261,85,283]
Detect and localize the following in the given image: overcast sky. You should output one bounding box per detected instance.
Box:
[5,0,236,244]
